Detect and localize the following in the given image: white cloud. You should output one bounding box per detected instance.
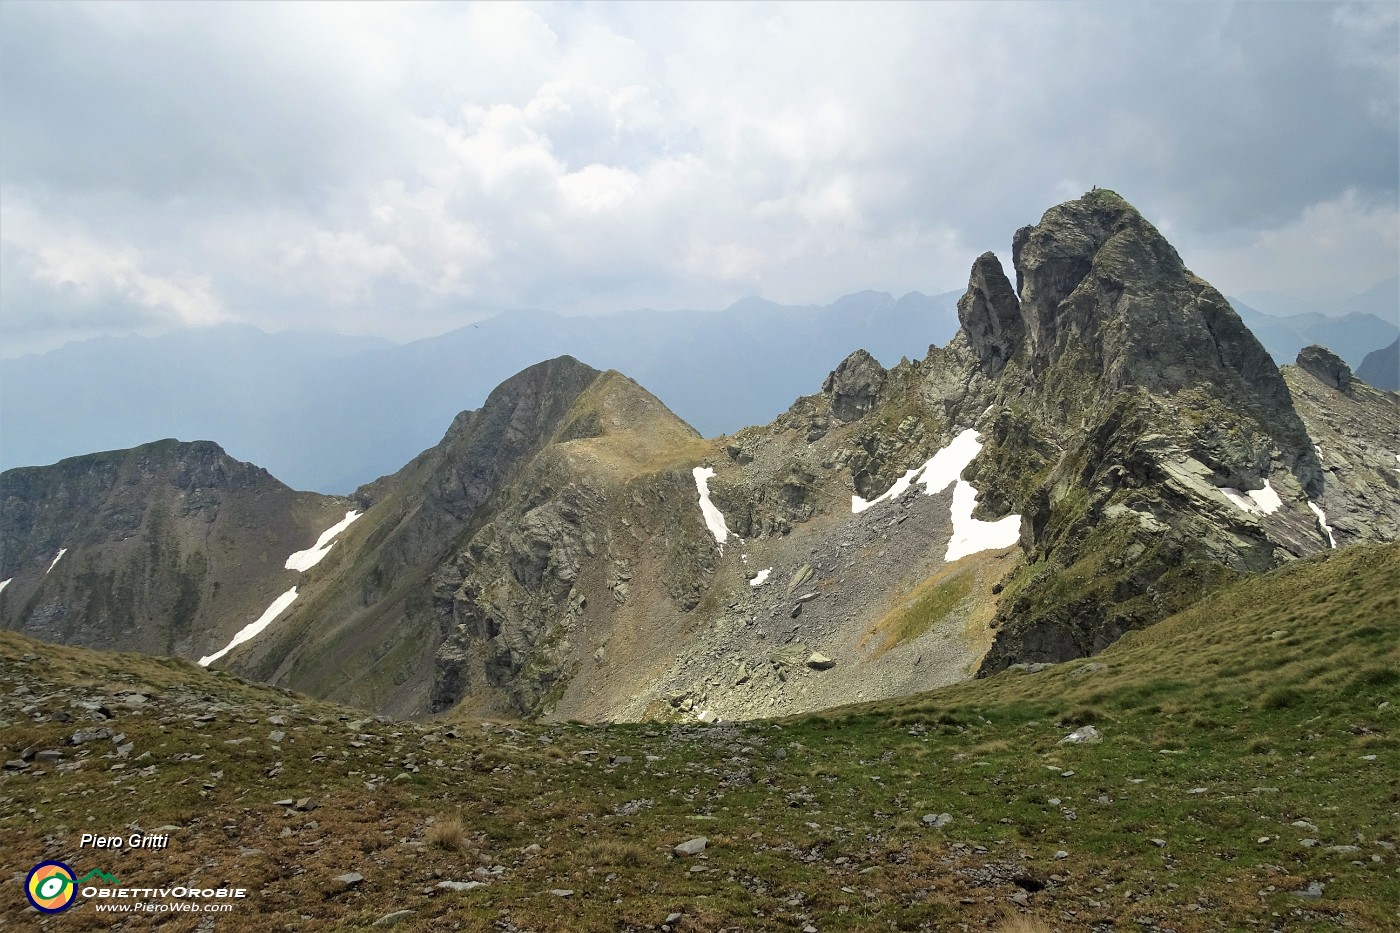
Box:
[3,197,228,329]
[1189,190,1400,301]
[0,2,1394,350]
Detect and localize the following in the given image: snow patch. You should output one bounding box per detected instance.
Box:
[199,587,299,667]
[852,429,1021,561]
[285,510,362,572]
[0,578,10,595]
[749,568,772,587]
[46,548,67,573]
[1220,479,1283,516]
[1307,501,1337,549]
[853,429,986,512]
[946,481,1021,562]
[692,467,729,546]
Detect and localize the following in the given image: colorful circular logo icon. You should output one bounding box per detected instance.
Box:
[26,861,77,913]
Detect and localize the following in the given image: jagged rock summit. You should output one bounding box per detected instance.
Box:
[3,190,1396,724]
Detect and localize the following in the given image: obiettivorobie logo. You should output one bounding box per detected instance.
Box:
[24,860,248,914]
[25,862,119,913]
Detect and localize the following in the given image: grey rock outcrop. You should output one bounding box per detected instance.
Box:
[822,349,887,423]
[1296,345,1353,393]
[957,252,1022,377]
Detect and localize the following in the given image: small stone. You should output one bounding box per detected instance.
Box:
[1324,845,1361,854]
[1054,850,1068,859]
[1291,820,1319,833]
[805,652,836,671]
[921,813,953,829]
[334,872,364,888]
[1150,839,1167,848]
[437,880,484,892]
[295,797,317,811]
[1300,838,1320,848]
[1293,881,1324,899]
[1009,890,1031,906]
[549,889,574,897]
[269,731,285,743]
[664,913,682,925]
[274,798,295,807]
[674,837,708,856]
[372,909,415,927]
[1058,725,1102,745]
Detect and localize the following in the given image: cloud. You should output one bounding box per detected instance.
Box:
[1189,189,1400,303]
[0,1,1394,354]
[1,198,229,347]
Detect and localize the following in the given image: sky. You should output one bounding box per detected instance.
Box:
[1,0,1396,357]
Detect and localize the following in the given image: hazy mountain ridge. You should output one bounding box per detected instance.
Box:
[1228,299,1398,372]
[1356,336,1399,391]
[0,291,961,494]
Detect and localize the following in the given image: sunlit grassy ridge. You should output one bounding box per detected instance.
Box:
[1,543,1395,931]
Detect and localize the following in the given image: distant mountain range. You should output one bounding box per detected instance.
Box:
[1236,276,1399,320]
[0,291,961,493]
[1227,299,1398,375]
[3,269,1394,497]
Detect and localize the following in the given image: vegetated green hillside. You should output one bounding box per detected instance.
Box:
[1,543,1395,931]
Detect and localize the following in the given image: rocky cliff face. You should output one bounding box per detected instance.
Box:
[957,191,1344,672]
[0,440,345,659]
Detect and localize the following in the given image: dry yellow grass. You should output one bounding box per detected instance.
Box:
[426,815,467,850]
[993,914,1055,933]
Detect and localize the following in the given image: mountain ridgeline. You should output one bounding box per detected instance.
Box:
[2,190,1396,723]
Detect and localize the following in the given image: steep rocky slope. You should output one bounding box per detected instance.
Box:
[0,440,347,660]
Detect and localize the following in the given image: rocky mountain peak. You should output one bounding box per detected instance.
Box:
[1296,344,1354,392]
[957,251,1022,377]
[1008,189,1285,403]
[821,348,887,422]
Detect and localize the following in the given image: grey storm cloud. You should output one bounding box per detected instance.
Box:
[1,1,1395,356]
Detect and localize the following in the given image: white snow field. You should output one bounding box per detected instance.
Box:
[0,579,10,595]
[749,568,772,587]
[199,587,299,667]
[692,466,730,546]
[1307,501,1338,549]
[1220,479,1283,516]
[285,510,363,572]
[946,480,1022,561]
[852,429,1021,561]
[46,548,67,573]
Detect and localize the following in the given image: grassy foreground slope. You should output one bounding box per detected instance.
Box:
[1,543,1395,931]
